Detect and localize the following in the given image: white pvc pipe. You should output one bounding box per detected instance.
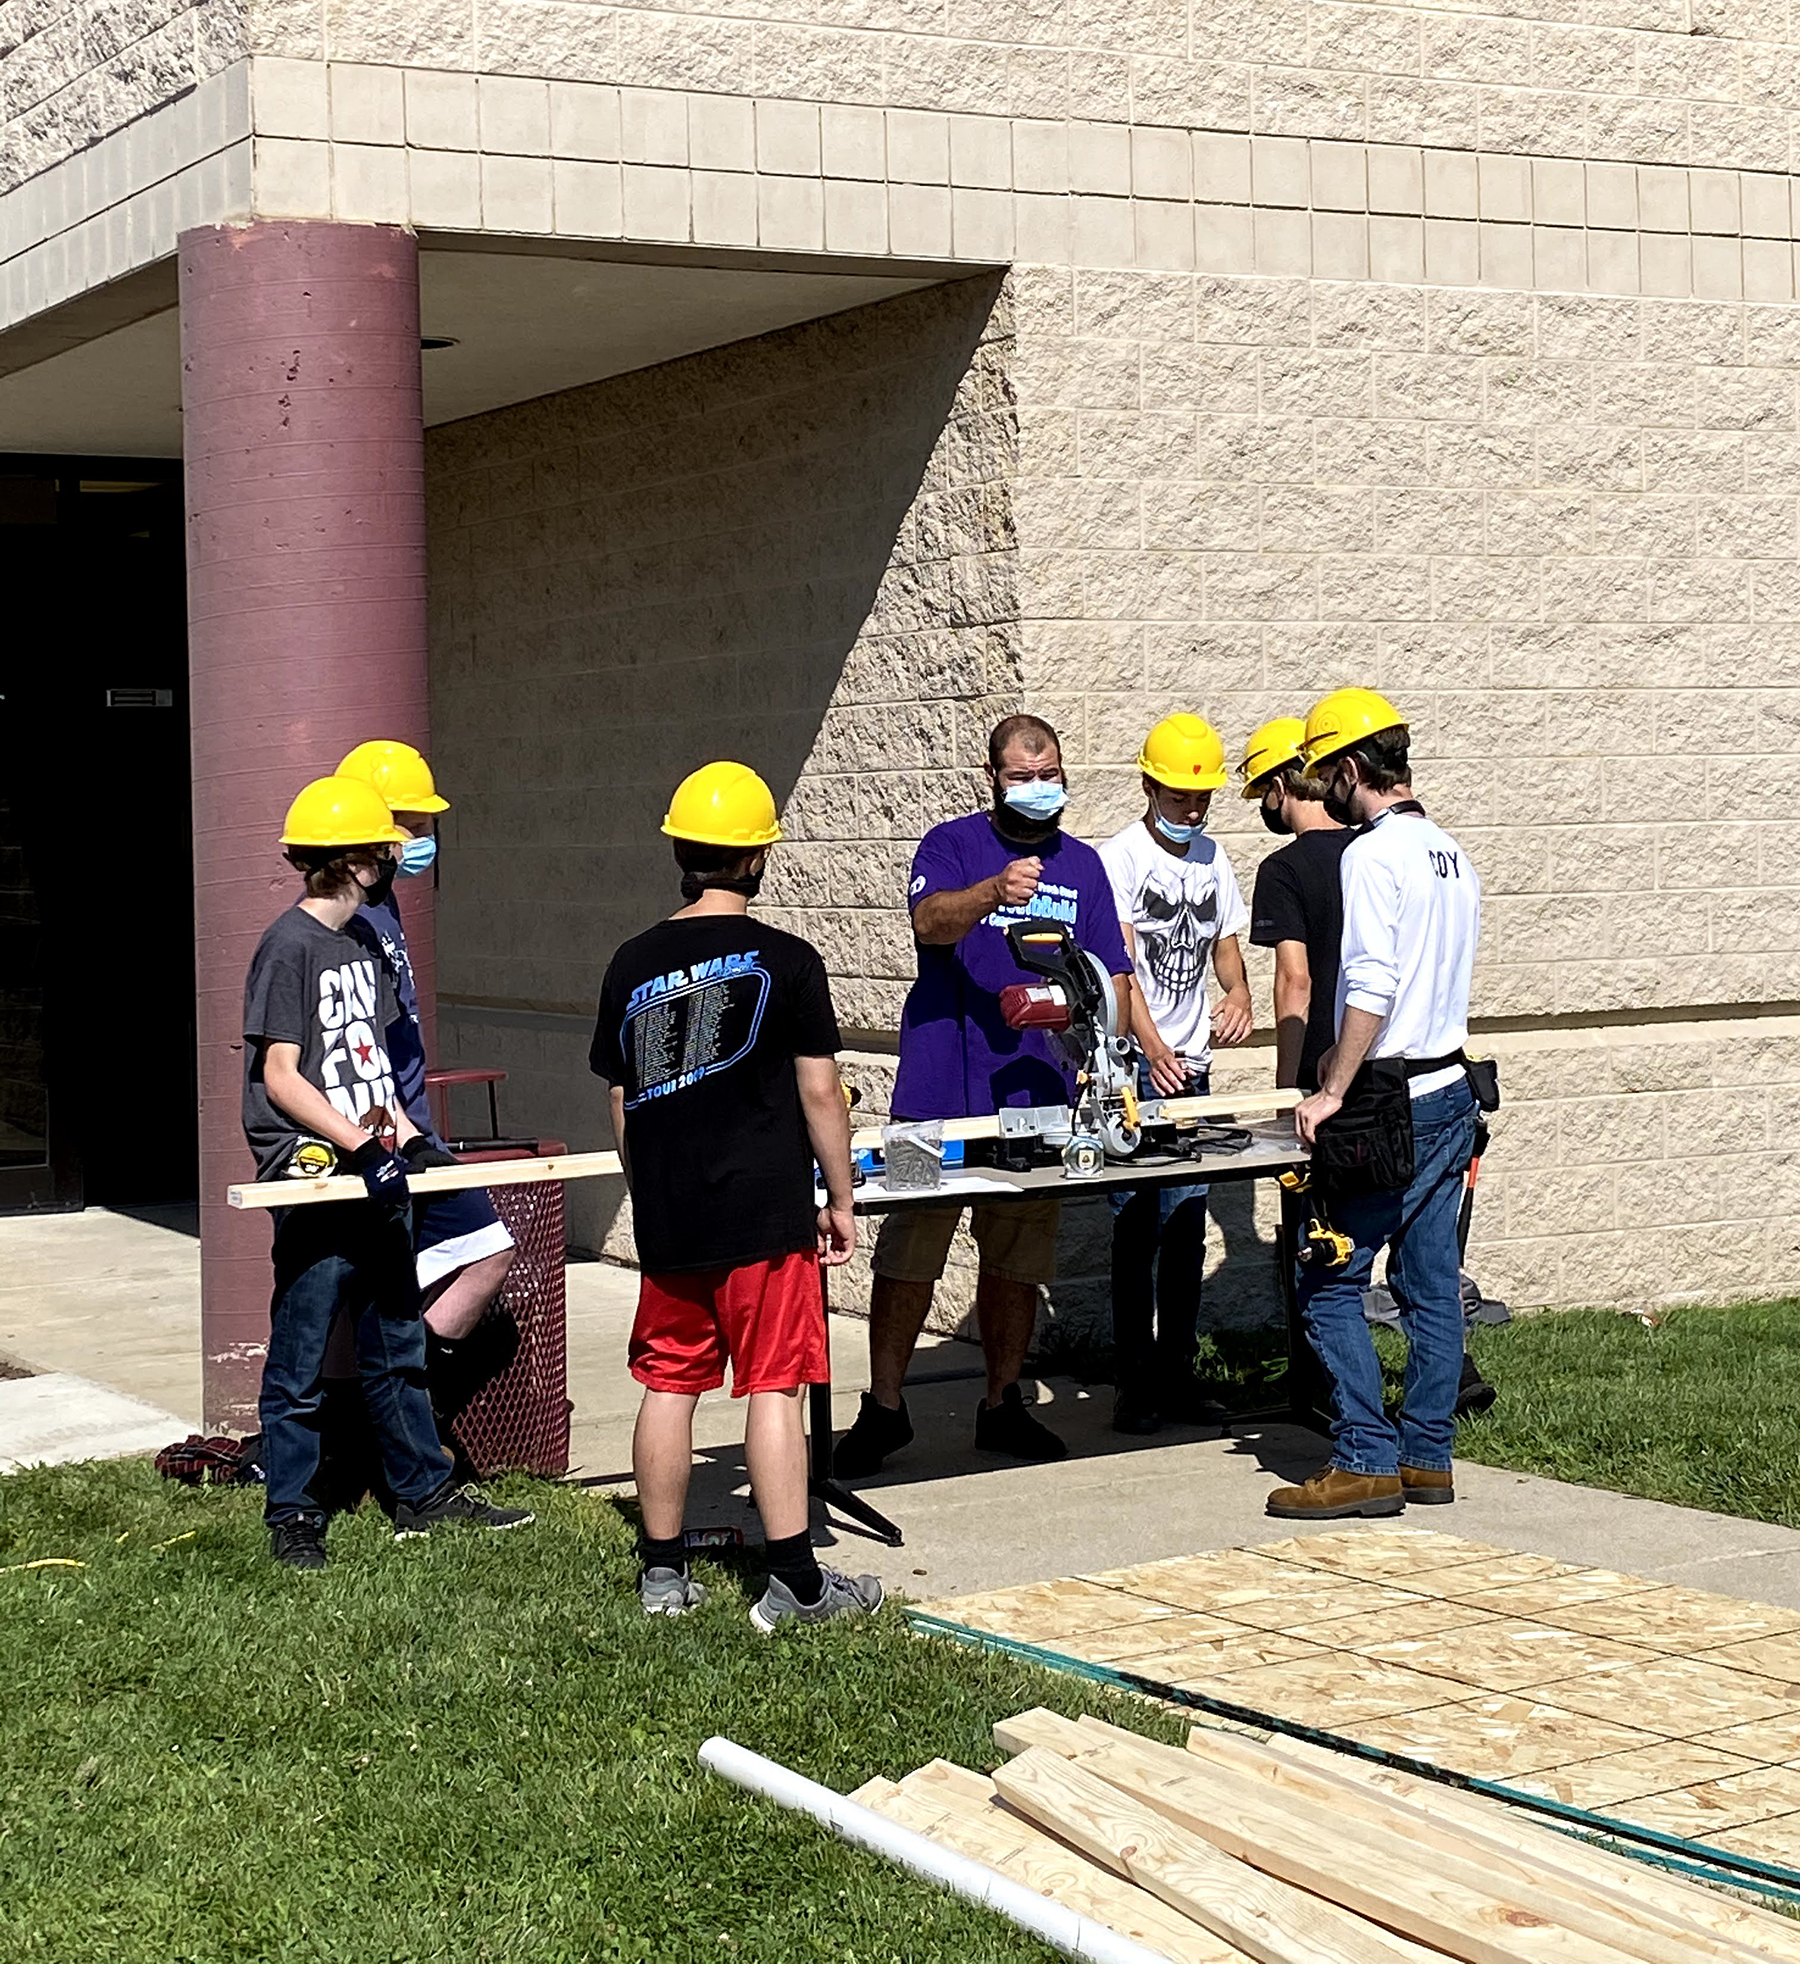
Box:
[698,1736,1170,1964]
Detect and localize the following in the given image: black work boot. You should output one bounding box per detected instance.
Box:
[975,1382,1068,1462]
[270,1516,327,1571]
[1454,1354,1498,1417]
[832,1393,913,1478]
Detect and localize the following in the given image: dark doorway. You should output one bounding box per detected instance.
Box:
[0,458,194,1212]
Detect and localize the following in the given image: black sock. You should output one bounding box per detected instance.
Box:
[764,1529,823,1604]
[640,1534,687,1575]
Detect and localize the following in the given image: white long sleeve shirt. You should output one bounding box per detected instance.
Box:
[1334,804,1481,1098]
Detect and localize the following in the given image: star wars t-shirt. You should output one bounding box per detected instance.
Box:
[1098,823,1248,1071]
[590,914,841,1274]
[348,891,430,1131]
[242,905,403,1178]
[892,813,1132,1120]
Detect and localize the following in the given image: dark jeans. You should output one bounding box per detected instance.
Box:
[1108,1065,1209,1401]
[260,1205,451,1525]
[1296,1077,1477,1476]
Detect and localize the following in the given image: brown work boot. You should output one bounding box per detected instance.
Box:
[1265,1466,1404,1520]
[1400,1463,1455,1505]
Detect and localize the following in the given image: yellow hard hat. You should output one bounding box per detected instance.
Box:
[336,739,450,814]
[1237,717,1307,797]
[662,761,783,847]
[281,776,409,848]
[1300,688,1409,776]
[1137,714,1228,791]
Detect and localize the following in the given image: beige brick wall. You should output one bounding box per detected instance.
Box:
[427,273,1017,1251]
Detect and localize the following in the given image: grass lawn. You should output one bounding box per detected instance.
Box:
[0,1462,1179,1964]
[1454,1299,1800,1529]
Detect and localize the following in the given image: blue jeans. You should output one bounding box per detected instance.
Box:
[1296,1077,1476,1477]
[1109,1065,1209,1400]
[260,1207,451,1524]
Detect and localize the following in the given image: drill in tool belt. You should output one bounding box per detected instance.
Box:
[1280,1168,1355,1270]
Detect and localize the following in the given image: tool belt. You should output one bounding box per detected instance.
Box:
[1312,1050,1500,1196]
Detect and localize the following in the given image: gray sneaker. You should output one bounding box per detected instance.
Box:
[750,1566,885,1634]
[639,1566,708,1617]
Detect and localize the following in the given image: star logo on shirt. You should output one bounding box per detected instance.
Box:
[353,1038,374,1065]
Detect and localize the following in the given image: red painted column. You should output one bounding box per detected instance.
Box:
[180,221,436,1428]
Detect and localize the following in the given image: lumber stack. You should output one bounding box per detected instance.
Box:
[850,1706,1800,1964]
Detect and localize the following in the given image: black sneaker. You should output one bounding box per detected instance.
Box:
[270,1516,327,1570]
[832,1393,913,1478]
[1112,1388,1163,1435]
[975,1382,1068,1461]
[1455,1355,1498,1417]
[393,1483,535,1539]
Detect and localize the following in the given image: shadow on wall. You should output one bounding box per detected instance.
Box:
[425,271,1018,1251]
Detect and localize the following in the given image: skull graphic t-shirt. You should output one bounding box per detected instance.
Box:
[1098,822,1248,1071]
[241,904,404,1179]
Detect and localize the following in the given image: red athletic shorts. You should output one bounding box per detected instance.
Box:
[629,1250,828,1398]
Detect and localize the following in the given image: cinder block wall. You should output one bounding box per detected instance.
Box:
[428,273,1018,1253]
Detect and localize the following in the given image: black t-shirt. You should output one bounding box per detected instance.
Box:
[1250,827,1355,1093]
[590,914,842,1274]
[242,905,403,1178]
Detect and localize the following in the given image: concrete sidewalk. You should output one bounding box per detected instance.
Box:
[6,1205,1800,1613]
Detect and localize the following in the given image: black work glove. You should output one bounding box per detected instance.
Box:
[348,1137,410,1215]
[400,1137,461,1173]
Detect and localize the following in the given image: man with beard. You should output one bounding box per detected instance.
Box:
[833,714,1132,1474]
[1097,714,1253,1434]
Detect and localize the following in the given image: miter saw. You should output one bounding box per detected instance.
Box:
[994,921,1149,1176]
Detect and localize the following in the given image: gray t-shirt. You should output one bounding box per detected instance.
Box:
[241,905,403,1179]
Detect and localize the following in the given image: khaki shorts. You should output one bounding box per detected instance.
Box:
[871,1196,1061,1288]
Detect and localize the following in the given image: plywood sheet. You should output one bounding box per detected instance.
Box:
[1255,1528,1511,1579]
[1356,1619,1651,1693]
[1281,1599,1501,1648]
[1530,1585,1800,1653]
[933,1576,1185,1640]
[1456,1573,1664,1618]
[1512,1739,1765,1809]
[1192,1579,1435,1632]
[1056,1613,1253,1664]
[1087,1549,1323,1613]
[1530,1655,1800,1737]
[1707,1813,1800,1864]
[1702,1632,1800,1684]
[1393,1555,1587,1598]
[1125,1631,1330,1682]
[1612,1762,1800,1838]
[1689,1714,1800,1761]
[1341,1694,1664,1776]
[1176,1652,1468,1726]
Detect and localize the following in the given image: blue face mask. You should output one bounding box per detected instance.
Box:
[1153,812,1204,845]
[397,835,438,878]
[1001,780,1067,823]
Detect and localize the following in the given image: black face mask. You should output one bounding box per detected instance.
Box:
[1321,772,1355,828]
[1259,793,1291,837]
[361,857,398,907]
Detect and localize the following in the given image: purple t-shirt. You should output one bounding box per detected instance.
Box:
[892,812,1133,1120]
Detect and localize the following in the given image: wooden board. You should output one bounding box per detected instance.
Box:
[998,1707,1800,1964]
[1454,1574,1665,1619]
[848,1087,1302,1155]
[1063,1614,1257,1665]
[1391,1556,1590,1598]
[869,1764,1249,1963]
[1513,1740,1765,1811]
[1157,1722,1770,1964]
[1610,1762,1800,1839]
[1083,1551,1328,1615]
[925,1577,1187,1642]
[1526,1588,1800,1654]
[1162,1650,1469,1727]
[1280,1599,1502,1648]
[1244,1724,1800,1964]
[226,1148,622,1210]
[993,1746,1433,1964]
[1066,1735,1727,1964]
